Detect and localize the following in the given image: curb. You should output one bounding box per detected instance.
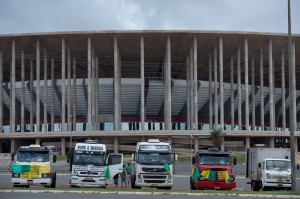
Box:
[1,189,300,198]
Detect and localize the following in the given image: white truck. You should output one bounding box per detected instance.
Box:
[246,147,293,191]
[11,144,57,188]
[69,140,123,188]
[131,139,177,190]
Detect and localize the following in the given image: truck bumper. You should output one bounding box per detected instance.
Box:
[262,181,291,188]
[11,178,51,186]
[196,181,236,190]
[135,174,173,188]
[70,176,106,187]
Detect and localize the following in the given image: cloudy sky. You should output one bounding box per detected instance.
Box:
[0,0,299,34]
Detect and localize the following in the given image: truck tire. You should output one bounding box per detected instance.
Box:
[190,176,196,190]
[50,172,56,188]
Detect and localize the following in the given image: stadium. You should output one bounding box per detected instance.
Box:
[0,30,299,155]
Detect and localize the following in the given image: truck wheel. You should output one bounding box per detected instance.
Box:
[251,185,260,191]
[50,172,56,188]
[190,176,196,190]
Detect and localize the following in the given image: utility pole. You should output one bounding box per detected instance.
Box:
[288,0,296,191]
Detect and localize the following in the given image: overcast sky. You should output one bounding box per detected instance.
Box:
[0,0,299,34]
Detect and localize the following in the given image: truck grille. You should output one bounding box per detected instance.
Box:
[143,175,167,184]
[142,168,165,173]
[78,171,99,176]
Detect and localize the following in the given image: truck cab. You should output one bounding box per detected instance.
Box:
[69,140,123,188]
[190,148,237,190]
[131,139,177,190]
[11,145,57,188]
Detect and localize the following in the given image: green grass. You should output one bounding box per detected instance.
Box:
[56,155,67,161]
[231,153,246,165]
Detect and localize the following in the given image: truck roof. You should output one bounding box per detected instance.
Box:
[198,148,231,155]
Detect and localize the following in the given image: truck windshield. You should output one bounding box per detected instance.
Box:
[73,152,106,166]
[17,150,50,162]
[136,152,171,165]
[266,160,291,171]
[198,154,230,165]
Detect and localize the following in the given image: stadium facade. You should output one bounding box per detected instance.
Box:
[0,30,299,155]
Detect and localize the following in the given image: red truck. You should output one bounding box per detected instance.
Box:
[190,148,237,190]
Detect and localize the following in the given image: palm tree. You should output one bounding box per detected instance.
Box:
[210,129,225,149]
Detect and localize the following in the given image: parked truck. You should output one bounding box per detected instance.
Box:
[190,148,237,190]
[246,147,293,191]
[69,140,123,188]
[131,139,177,190]
[11,144,57,188]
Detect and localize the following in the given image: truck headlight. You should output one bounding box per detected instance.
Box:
[42,173,50,178]
[266,173,271,178]
[12,173,20,178]
[72,170,78,175]
[167,174,172,183]
[137,175,142,182]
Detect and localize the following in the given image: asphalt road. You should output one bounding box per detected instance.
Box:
[0,192,283,199]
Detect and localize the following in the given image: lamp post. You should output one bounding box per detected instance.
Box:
[287,0,296,191]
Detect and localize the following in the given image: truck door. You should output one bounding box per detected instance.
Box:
[106,154,123,183]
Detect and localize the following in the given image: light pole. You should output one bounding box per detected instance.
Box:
[288,0,296,191]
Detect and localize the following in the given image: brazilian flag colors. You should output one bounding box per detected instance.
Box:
[192,168,231,184]
[11,164,51,179]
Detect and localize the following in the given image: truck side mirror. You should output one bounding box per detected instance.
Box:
[233,157,237,165]
[11,153,15,161]
[131,153,135,161]
[52,155,57,163]
[174,154,178,161]
[297,164,300,170]
[192,157,195,164]
[258,162,261,168]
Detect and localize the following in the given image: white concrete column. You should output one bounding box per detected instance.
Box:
[237,48,242,130]
[141,37,145,130]
[91,48,95,130]
[35,138,41,145]
[230,57,234,130]
[245,137,250,149]
[186,57,190,130]
[21,51,25,132]
[11,139,16,153]
[36,39,40,132]
[189,47,194,130]
[269,137,275,148]
[0,52,2,133]
[72,58,77,131]
[87,38,92,130]
[281,50,286,131]
[219,37,224,130]
[244,39,249,130]
[209,56,213,130]
[67,48,71,131]
[269,39,274,131]
[114,137,119,153]
[193,37,198,130]
[251,58,255,130]
[61,38,66,131]
[30,60,33,132]
[43,49,48,132]
[61,137,66,156]
[11,40,16,132]
[290,40,297,130]
[213,47,218,129]
[114,37,121,130]
[164,37,172,130]
[51,59,55,131]
[260,49,264,130]
[194,136,198,153]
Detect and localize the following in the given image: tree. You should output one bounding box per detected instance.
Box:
[210,129,225,148]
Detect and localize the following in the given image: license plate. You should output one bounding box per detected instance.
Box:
[84,177,93,181]
[27,181,33,185]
